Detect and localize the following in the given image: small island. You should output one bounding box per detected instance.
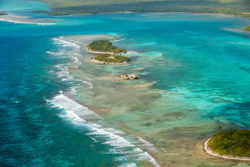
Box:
[243,26,250,32]
[119,73,139,80]
[87,39,127,54]
[204,130,250,161]
[87,40,131,64]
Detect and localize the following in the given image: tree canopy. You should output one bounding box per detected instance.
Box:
[208,130,250,157]
[88,40,127,54]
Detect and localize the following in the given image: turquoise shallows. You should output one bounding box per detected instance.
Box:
[0,0,250,166]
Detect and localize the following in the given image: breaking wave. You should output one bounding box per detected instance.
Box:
[48,93,160,167]
[47,35,160,167]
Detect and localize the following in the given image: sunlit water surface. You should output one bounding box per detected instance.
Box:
[0,0,250,166]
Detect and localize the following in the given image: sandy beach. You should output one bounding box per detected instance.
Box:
[89,58,128,64]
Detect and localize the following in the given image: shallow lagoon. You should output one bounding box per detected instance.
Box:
[0,0,250,166]
[63,30,250,166]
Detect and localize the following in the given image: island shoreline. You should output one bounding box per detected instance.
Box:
[89,58,128,65]
[203,138,250,161]
[32,0,250,19]
[86,41,130,64]
[34,9,247,19]
[32,9,250,31]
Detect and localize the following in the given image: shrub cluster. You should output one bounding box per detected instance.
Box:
[88,40,127,54]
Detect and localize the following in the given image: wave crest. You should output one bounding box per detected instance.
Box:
[48,93,160,167]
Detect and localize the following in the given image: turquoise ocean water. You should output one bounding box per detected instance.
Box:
[0,0,250,166]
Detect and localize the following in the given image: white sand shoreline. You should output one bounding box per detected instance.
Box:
[89,58,128,65]
[0,15,55,25]
[203,138,250,161]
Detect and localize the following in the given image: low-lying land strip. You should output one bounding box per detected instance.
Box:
[38,0,250,17]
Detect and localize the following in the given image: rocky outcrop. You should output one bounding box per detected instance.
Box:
[119,73,139,80]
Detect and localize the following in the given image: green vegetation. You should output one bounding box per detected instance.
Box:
[88,40,126,54]
[239,12,250,19]
[92,54,130,63]
[243,25,250,31]
[208,130,250,157]
[239,13,250,31]
[88,40,130,64]
[37,0,250,16]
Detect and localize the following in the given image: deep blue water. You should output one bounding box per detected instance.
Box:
[0,0,250,166]
[0,36,125,166]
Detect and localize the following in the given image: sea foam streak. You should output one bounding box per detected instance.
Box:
[48,93,160,167]
[54,64,74,81]
[0,18,55,25]
[50,37,94,89]
[48,35,160,166]
[52,37,80,49]
[0,15,55,25]
[49,94,99,120]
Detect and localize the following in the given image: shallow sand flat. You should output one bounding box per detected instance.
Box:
[62,34,250,166]
[0,14,55,25]
[2,3,250,165]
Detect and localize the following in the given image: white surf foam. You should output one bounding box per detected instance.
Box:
[46,51,64,56]
[46,51,56,55]
[48,93,160,167]
[48,35,160,166]
[0,17,55,25]
[137,137,155,148]
[56,66,73,81]
[118,162,137,167]
[69,87,77,96]
[71,52,83,65]
[137,152,160,167]
[52,37,80,49]
[49,93,99,120]
[82,80,93,89]
[71,56,81,65]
